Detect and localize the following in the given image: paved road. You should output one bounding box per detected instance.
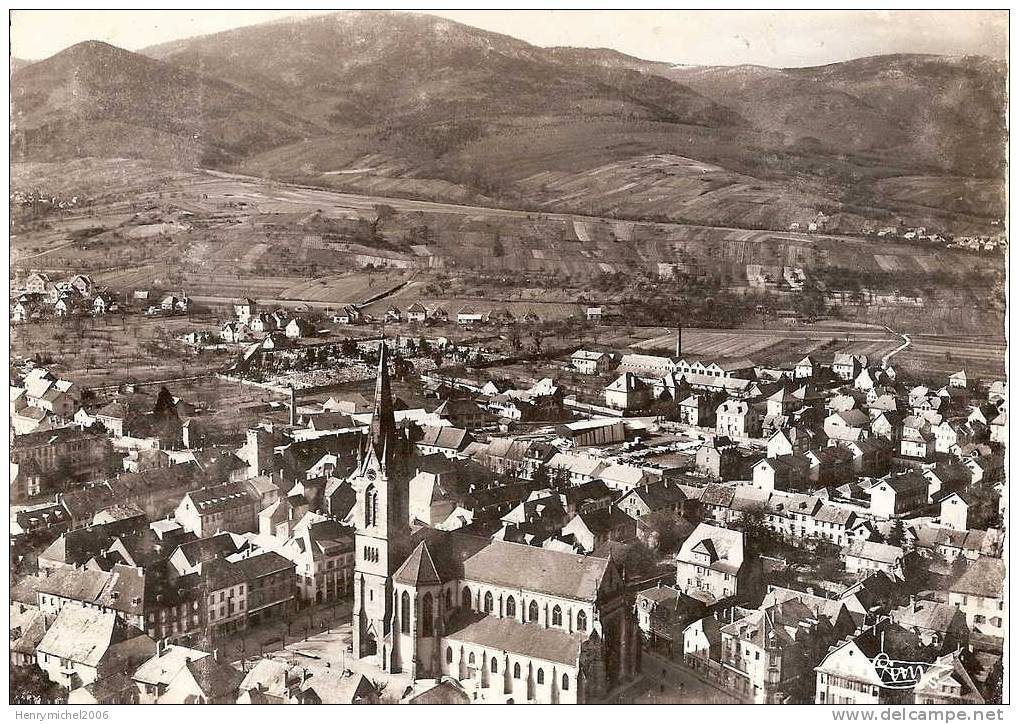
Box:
[219,600,352,665]
[619,652,739,705]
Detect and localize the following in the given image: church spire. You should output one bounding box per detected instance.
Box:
[371,340,397,451]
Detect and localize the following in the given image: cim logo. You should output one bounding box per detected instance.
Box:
[871,652,950,690]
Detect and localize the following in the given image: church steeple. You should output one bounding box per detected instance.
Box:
[371,340,397,449]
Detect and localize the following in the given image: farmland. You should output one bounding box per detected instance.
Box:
[9,312,229,388]
[13,160,999,295]
[630,324,903,368]
[893,335,1006,380]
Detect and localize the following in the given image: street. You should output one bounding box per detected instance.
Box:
[616,652,740,704]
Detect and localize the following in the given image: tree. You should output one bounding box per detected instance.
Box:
[372,204,396,235]
[642,510,687,554]
[887,519,906,547]
[616,540,660,580]
[153,386,175,415]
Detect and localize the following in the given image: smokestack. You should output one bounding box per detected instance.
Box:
[676,325,683,359]
[289,385,297,426]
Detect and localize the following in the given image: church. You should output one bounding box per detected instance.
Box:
[349,341,640,703]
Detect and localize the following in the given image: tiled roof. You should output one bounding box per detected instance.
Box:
[445,612,586,666]
[949,557,1004,599]
[187,482,256,514]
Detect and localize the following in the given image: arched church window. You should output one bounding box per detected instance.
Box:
[577,610,587,632]
[562,674,569,691]
[445,588,452,608]
[421,593,433,637]
[537,668,544,685]
[506,596,516,617]
[446,647,453,664]
[468,652,476,665]
[528,600,539,622]
[364,486,377,528]
[400,591,410,634]
[513,663,521,679]
[484,591,494,613]
[491,658,498,673]
[461,586,472,609]
[552,605,562,626]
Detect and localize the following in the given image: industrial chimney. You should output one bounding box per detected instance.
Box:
[675,325,683,359]
[289,385,297,426]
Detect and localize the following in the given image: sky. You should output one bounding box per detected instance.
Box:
[10,9,1008,67]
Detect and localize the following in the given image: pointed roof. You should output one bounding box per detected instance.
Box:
[370,341,397,453]
[393,541,442,586]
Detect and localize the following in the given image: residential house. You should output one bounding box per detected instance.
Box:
[285,318,316,339]
[716,400,762,441]
[604,372,651,411]
[676,523,754,604]
[867,473,927,518]
[571,350,609,376]
[234,298,257,324]
[695,437,740,479]
[416,425,473,459]
[947,557,1005,640]
[752,455,810,493]
[832,353,866,382]
[406,303,428,323]
[678,393,720,427]
[159,656,244,704]
[635,585,707,659]
[560,508,637,553]
[815,622,938,704]
[845,540,904,576]
[36,607,154,689]
[719,599,836,703]
[433,398,487,429]
[174,482,260,537]
[889,599,969,650]
[132,644,211,703]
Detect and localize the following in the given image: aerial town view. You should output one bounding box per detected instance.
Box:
[7,9,1008,711]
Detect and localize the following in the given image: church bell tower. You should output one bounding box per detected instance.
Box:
[351,340,412,667]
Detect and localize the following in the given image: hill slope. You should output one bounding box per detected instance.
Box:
[660,54,1006,178]
[11,41,322,166]
[143,11,738,133]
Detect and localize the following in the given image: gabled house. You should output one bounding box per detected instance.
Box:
[570,349,609,376]
[406,302,428,323]
[675,523,754,603]
[867,472,928,518]
[604,372,651,411]
[285,318,316,339]
[845,540,905,576]
[716,399,762,441]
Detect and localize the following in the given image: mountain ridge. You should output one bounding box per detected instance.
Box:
[10,11,1007,233]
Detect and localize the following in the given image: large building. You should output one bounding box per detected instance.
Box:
[349,342,640,703]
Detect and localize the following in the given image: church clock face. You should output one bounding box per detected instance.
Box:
[366,469,377,481]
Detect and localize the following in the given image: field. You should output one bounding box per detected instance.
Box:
[893,335,1006,380]
[13,160,999,298]
[630,324,903,368]
[10,312,228,387]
